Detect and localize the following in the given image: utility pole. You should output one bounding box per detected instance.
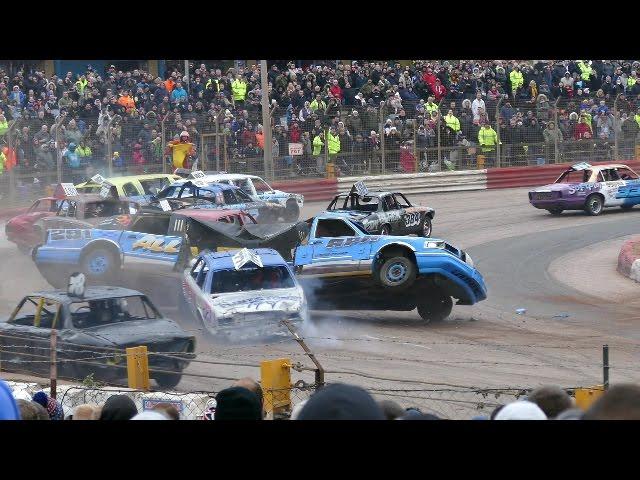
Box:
[260,60,273,180]
[184,60,190,91]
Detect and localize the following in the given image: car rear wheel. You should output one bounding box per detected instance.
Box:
[621,204,634,211]
[420,217,433,237]
[154,371,182,390]
[284,199,300,222]
[417,289,453,323]
[375,254,416,291]
[585,194,604,216]
[547,208,563,215]
[81,247,119,284]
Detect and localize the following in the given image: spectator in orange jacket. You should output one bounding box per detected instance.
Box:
[117,90,135,113]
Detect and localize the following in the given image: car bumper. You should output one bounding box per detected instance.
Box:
[529,198,585,210]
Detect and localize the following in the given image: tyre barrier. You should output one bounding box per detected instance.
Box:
[617,237,640,282]
[487,160,640,190]
[270,178,338,203]
[338,170,488,196]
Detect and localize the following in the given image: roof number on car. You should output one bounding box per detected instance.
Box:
[68,272,86,298]
[159,199,171,211]
[91,174,106,185]
[353,181,369,196]
[100,181,114,198]
[61,183,79,196]
[571,162,592,171]
[191,170,206,179]
[232,248,264,270]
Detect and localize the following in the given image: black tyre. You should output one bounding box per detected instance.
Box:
[154,371,182,390]
[417,289,453,323]
[621,204,634,211]
[547,208,563,215]
[80,247,119,284]
[380,224,391,235]
[420,217,433,237]
[284,199,300,222]
[376,255,416,290]
[584,194,604,216]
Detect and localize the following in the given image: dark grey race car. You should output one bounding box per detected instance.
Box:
[0,286,195,389]
[326,190,435,237]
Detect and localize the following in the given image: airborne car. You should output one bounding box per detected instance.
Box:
[326,186,435,237]
[181,248,308,339]
[0,281,195,389]
[529,162,640,216]
[293,213,486,322]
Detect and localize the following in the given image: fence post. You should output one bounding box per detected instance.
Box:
[54,116,64,183]
[603,344,609,390]
[413,118,418,172]
[437,99,444,165]
[553,98,560,164]
[223,132,228,172]
[161,115,167,174]
[106,116,116,177]
[613,93,621,160]
[215,116,220,171]
[126,345,150,391]
[495,97,503,168]
[281,319,325,388]
[380,108,386,174]
[49,329,57,399]
[260,358,292,420]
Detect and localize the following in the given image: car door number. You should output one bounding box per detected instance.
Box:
[403,212,421,228]
[133,234,181,254]
[50,229,93,241]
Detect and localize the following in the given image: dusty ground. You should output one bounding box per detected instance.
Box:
[3,188,640,417]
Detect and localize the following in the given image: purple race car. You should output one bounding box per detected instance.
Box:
[528,162,640,216]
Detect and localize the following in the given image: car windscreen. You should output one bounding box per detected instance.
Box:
[556,170,590,184]
[210,266,295,294]
[70,296,158,329]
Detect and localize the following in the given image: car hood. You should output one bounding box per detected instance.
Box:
[210,288,304,315]
[324,210,372,222]
[78,318,192,346]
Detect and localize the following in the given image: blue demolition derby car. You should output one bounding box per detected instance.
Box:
[292,213,486,322]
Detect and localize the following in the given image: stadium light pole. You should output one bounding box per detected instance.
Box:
[260,60,273,180]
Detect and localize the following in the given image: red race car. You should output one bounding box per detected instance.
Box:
[5,197,59,254]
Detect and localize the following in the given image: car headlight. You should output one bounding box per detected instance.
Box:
[424,240,445,249]
[464,252,474,268]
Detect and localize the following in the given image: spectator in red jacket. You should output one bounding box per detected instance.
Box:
[329,79,343,103]
[240,124,257,147]
[573,115,592,140]
[433,78,447,102]
[422,68,437,91]
[289,122,302,143]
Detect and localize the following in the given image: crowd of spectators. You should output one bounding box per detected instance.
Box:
[3,377,640,420]
[1,60,640,183]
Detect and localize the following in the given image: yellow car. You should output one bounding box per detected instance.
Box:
[75,173,181,198]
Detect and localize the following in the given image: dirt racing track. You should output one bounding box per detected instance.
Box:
[2,187,640,418]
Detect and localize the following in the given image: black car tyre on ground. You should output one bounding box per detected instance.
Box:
[375,254,416,291]
[417,288,453,323]
[154,371,183,390]
[547,208,563,215]
[284,199,300,221]
[420,217,433,237]
[621,204,634,210]
[584,194,604,216]
[80,247,120,283]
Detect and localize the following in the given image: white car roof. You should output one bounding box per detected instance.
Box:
[202,173,264,183]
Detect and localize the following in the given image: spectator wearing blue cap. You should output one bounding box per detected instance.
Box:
[0,379,21,420]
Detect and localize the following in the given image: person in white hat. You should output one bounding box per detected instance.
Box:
[494,401,547,420]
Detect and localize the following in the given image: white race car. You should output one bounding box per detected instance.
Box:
[180,248,308,339]
[178,171,304,221]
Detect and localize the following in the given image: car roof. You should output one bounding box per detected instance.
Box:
[170,180,240,192]
[335,190,394,198]
[28,286,146,304]
[200,173,263,182]
[77,174,181,187]
[200,248,287,270]
[174,208,248,220]
[61,194,129,203]
[313,211,363,221]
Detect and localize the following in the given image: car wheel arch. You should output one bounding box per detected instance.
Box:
[80,240,122,266]
[376,243,417,265]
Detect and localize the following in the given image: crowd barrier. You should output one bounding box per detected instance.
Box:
[270,178,338,203]
[338,170,488,196]
[487,160,640,190]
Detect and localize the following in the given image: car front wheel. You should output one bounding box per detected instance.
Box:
[420,217,433,237]
[417,289,453,323]
[547,208,563,215]
[81,247,119,283]
[585,194,604,216]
